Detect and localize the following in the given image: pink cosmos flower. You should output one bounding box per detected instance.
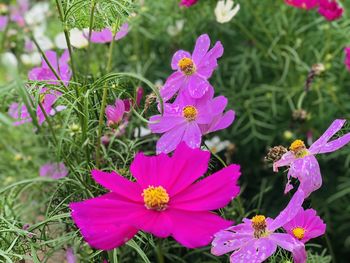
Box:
[8,88,64,126]
[9,0,29,27]
[70,143,241,250]
[66,247,76,263]
[40,162,68,179]
[28,50,71,85]
[283,208,326,243]
[318,0,343,21]
[149,90,234,154]
[345,47,350,71]
[105,99,125,127]
[180,0,199,7]
[161,34,223,101]
[89,23,129,44]
[0,16,8,31]
[274,119,350,197]
[211,190,307,263]
[285,0,319,10]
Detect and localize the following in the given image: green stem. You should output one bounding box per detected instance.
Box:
[96,39,116,167]
[155,240,164,263]
[324,232,337,263]
[0,14,10,52]
[203,141,227,168]
[86,0,97,74]
[296,91,307,109]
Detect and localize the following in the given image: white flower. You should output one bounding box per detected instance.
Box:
[24,2,50,26]
[204,136,231,153]
[55,28,89,49]
[215,0,240,24]
[134,126,152,138]
[167,20,185,37]
[1,52,18,69]
[20,52,41,66]
[54,33,67,49]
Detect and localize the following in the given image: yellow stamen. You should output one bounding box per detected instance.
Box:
[182,105,198,121]
[289,139,308,158]
[178,57,196,75]
[292,227,306,240]
[251,215,268,238]
[142,186,169,211]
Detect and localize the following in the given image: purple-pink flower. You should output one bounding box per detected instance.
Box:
[318,0,343,21]
[180,0,199,7]
[0,16,8,31]
[105,99,125,127]
[274,119,350,197]
[70,143,241,250]
[283,208,326,243]
[66,247,76,263]
[211,190,307,263]
[40,162,68,179]
[285,0,319,10]
[29,50,71,85]
[89,23,129,44]
[149,91,234,154]
[344,47,350,71]
[161,34,223,101]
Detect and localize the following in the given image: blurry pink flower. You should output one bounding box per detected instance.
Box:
[211,190,307,263]
[180,0,199,7]
[318,0,343,21]
[136,86,144,107]
[8,102,32,126]
[70,143,241,250]
[161,34,223,100]
[149,91,234,154]
[9,0,29,27]
[28,50,71,85]
[283,208,326,243]
[40,162,68,179]
[285,0,318,10]
[344,47,350,71]
[90,23,129,43]
[105,99,125,126]
[0,16,8,31]
[274,119,350,197]
[66,247,76,263]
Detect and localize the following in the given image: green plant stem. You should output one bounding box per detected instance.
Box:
[155,240,164,263]
[86,0,97,74]
[324,232,336,263]
[96,40,116,167]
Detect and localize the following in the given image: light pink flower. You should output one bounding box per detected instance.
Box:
[180,0,199,7]
[344,47,350,71]
[105,99,125,127]
[161,34,223,100]
[40,162,68,179]
[70,143,241,250]
[0,16,8,31]
[283,208,326,243]
[285,0,319,10]
[90,23,129,44]
[274,119,350,197]
[211,190,307,263]
[66,247,76,263]
[318,0,343,21]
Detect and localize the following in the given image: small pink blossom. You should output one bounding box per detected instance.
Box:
[283,208,326,243]
[0,16,8,31]
[318,0,343,21]
[180,0,199,7]
[66,247,76,263]
[344,47,350,71]
[40,162,68,179]
[105,99,125,126]
[90,23,129,44]
[285,0,319,10]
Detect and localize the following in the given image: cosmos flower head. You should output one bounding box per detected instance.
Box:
[318,0,343,21]
[211,190,307,263]
[70,143,241,250]
[284,0,319,10]
[274,119,350,197]
[179,0,199,7]
[89,23,129,44]
[105,99,126,127]
[40,162,68,180]
[215,0,240,24]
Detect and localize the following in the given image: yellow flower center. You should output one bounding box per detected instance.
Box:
[251,215,268,238]
[142,186,169,211]
[182,105,198,121]
[178,57,196,75]
[292,227,306,240]
[289,139,308,158]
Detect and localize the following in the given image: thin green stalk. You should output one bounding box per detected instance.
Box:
[96,39,116,167]
[203,141,227,168]
[155,240,164,263]
[0,14,10,52]
[86,0,97,74]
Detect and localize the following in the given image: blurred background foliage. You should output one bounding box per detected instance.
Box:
[1,0,350,262]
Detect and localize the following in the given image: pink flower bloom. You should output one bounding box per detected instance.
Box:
[318,0,343,21]
[211,190,307,263]
[90,23,129,43]
[70,143,241,250]
[66,247,76,263]
[9,0,29,27]
[8,102,32,126]
[283,208,326,243]
[105,99,125,126]
[28,50,71,85]
[344,47,350,71]
[161,34,223,101]
[136,86,144,107]
[285,0,319,10]
[0,16,8,31]
[40,162,68,179]
[274,119,350,197]
[149,91,234,154]
[180,0,199,7]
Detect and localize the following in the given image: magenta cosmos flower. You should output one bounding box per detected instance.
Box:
[0,16,8,31]
[28,50,71,85]
[211,190,307,263]
[318,0,343,21]
[161,34,223,101]
[105,99,125,127]
[283,208,326,243]
[40,162,68,179]
[149,91,234,154]
[70,143,241,250]
[89,23,129,43]
[285,0,318,10]
[344,47,350,71]
[180,0,199,7]
[274,119,350,197]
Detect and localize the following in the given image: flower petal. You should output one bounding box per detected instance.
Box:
[182,122,202,149]
[160,72,186,101]
[211,229,252,256]
[314,133,350,154]
[156,124,186,154]
[273,151,296,172]
[192,34,210,65]
[149,115,185,133]
[188,74,211,98]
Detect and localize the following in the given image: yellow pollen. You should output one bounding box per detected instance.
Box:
[178,57,196,75]
[251,215,268,238]
[142,186,169,211]
[289,139,308,158]
[292,227,306,240]
[183,105,198,121]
